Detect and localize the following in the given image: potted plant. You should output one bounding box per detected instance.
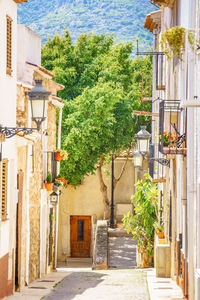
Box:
[163,131,178,147]
[45,172,53,191]
[53,178,64,191]
[123,173,158,268]
[56,177,68,185]
[54,149,68,162]
[154,221,164,239]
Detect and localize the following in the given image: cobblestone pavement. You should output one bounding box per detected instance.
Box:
[43,269,149,300]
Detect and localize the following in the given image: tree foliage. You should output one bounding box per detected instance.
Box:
[42,31,152,188]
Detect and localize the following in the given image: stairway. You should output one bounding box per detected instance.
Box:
[108,228,137,269]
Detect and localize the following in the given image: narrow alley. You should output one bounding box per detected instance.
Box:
[5,256,185,300]
[6,259,149,300]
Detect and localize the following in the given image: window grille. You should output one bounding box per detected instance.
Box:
[2,159,8,221]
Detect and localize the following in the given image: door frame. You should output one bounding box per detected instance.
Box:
[70,215,91,258]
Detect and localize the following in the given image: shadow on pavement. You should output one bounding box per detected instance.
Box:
[43,271,107,300]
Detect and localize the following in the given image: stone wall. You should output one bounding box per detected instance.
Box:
[29,139,43,282]
[16,70,59,284]
[17,146,28,289]
[92,220,108,270]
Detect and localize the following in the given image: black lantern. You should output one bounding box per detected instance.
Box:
[0,80,51,139]
[135,126,151,155]
[27,80,51,131]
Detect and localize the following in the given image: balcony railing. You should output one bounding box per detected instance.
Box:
[149,143,168,183]
[136,41,165,91]
[156,54,165,90]
[159,100,186,155]
[141,74,152,102]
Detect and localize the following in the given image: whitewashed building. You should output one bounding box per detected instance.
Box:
[144,0,200,299]
[0,0,28,299]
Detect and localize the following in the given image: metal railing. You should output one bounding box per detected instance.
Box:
[159,100,186,155]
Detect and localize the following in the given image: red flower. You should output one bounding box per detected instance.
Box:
[56,177,68,185]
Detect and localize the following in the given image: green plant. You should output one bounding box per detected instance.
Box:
[46,172,52,183]
[42,30,152,218]
[123,173,158,256]
[160,26,196,60]
[163,131,178,146]
[153,221,164,233]
[55,149,68,161]
[54,179,63,187]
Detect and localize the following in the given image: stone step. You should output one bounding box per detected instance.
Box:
[116,222,124,229]
[108,228,133,237]
[108,235,137,269]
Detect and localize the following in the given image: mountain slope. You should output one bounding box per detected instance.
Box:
[18,0,156,45]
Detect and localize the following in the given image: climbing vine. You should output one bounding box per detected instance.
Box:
[160,26,197,60]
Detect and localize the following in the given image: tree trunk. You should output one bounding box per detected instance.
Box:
[113,156,129,189]
[97,155,129,220]
[97,156,110,219]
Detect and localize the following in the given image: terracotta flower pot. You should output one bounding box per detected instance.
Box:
[45,182,53,192]
[142,253,154,268]
[157,232,164,239]
[55,152,64,162]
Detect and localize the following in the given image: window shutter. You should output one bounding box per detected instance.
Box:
[2,159,8,221]
[6,16,12,76]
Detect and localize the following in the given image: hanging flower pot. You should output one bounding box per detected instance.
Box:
[45,182,53,192]
[45,172,53,191]
[55,152,64,161]
[54,149,68,161]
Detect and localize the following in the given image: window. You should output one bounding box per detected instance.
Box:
[1,159,8,221]
[78,220,84,241]
[6,16,12,76]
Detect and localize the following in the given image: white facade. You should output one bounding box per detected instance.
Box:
[0,0,19,298]
[146,0,200,299]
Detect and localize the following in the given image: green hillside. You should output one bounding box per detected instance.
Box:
[18,0,157,45]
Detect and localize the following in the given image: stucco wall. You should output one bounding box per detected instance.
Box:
[0,1,18,298]
[58,159,135,261]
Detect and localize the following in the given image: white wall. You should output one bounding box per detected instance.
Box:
[0,0,17,127]
[17,25,41,83]
[0,0,18,260]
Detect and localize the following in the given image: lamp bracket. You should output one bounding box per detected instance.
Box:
[0,126,37,139]
[149,157,170,167]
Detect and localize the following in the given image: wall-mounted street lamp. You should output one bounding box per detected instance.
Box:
[50,191,59,205]
[0,80,50,138]
[133,149,143,168]
[135,126,151,155]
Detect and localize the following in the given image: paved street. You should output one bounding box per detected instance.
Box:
[43,269,149,300]
[7,259,149,300]
[6,259,184,300]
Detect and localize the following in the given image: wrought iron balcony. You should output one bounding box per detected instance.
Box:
[141,74,152,103]
[149,143,168,183]
[159,100,186,155]
[136,41,165,92]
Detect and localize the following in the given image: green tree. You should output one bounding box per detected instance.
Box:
[42,31,152,218]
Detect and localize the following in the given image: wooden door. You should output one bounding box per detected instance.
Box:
[70,216,91,258]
